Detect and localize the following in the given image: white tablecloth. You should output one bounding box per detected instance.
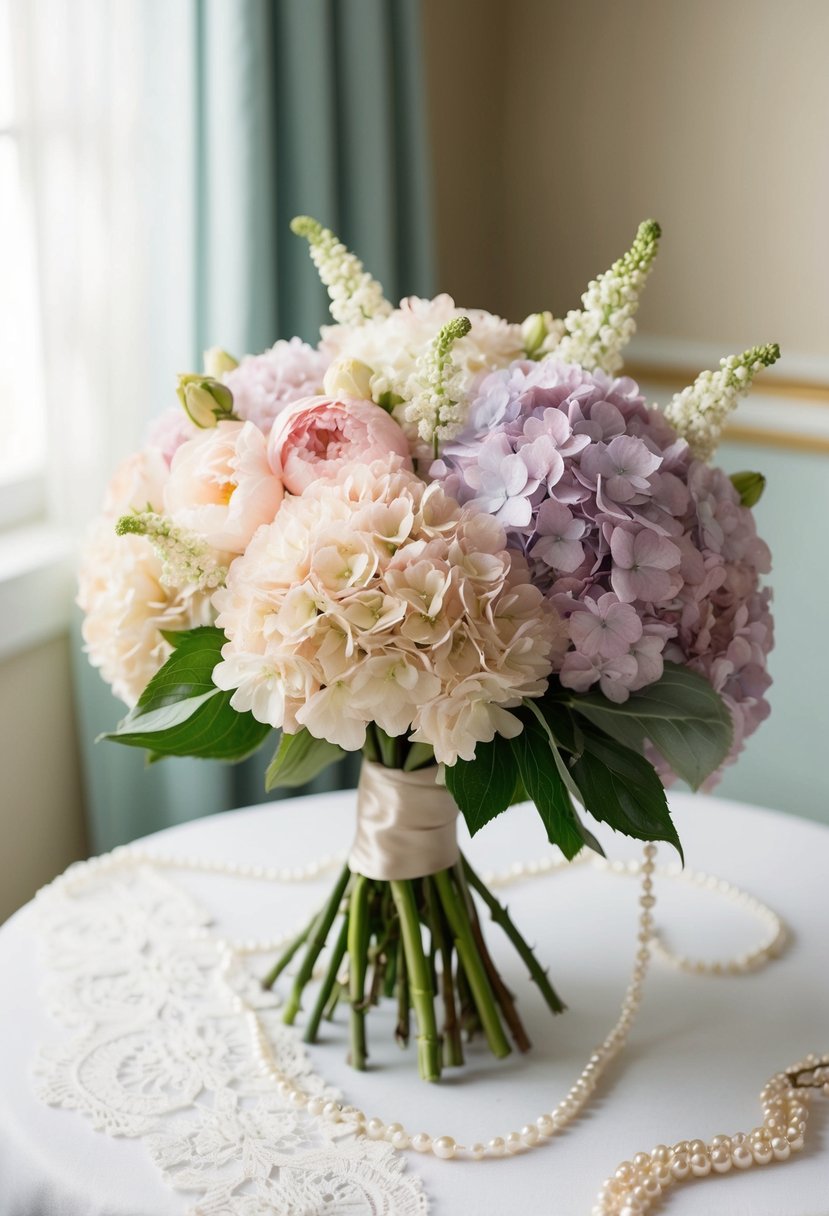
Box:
[1,790,828,1215]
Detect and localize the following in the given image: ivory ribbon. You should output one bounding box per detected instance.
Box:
[348,762,459,881]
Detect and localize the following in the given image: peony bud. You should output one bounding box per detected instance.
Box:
[522,311,554,358]
[203,346,239,378]
[323,357,374,401]
[730,470,766,507]
[176,374,235,428]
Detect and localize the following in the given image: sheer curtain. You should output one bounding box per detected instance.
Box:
[12,0,435,851]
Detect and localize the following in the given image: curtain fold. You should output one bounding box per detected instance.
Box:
[44,0,435,852]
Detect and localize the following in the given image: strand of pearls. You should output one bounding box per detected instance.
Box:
[48,840,790,1172]
[244,844,660,1160]
[592,1054,829,1215]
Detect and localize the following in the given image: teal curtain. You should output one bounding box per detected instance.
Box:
[74,0,435,853]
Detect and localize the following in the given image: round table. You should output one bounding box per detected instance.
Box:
[1,790,827,1215]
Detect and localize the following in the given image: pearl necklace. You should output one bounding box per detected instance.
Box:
[592,1054,829,1215]
[72,840,823,1212]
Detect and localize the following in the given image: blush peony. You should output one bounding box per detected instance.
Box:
[267,396,412,494]
[164,420,283,553]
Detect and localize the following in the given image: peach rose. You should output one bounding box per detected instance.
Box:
[164,420,283,553]
[267,395,412,494]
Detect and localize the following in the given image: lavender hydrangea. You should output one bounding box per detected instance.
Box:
[223,338,330,433]
[433,357,773,775]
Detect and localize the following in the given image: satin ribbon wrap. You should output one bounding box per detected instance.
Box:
[348,762,460,881]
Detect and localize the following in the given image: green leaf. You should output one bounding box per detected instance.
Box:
[511,713,604,859]
[265,730,345,791]
[521,699,584,804]
[134,626,227,713]
[444,734,518,836]
[571,730,683,859]
[567,663,733,789]
[103,626,271,762]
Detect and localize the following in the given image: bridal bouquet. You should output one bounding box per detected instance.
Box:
[79,217,775,1080]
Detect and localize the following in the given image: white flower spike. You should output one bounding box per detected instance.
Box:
[290,215,392,326]
[404,315,472,453]
[556,219,661,375]
[664,344,781,462]
[116,512,228,592]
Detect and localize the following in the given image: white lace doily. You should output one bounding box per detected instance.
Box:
[33,859,427,1216]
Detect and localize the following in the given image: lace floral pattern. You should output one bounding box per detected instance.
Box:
[33,859,428,1216]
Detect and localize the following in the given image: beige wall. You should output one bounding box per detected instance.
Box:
[0,635,87,921]
[423,0,829,360]
[422,1,829,825]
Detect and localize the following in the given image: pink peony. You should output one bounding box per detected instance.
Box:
[267,396,412,494]
[164,420,283,554]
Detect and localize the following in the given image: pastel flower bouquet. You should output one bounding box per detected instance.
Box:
[80,217,776,1081]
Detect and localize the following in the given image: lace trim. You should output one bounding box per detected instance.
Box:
[33,859,428,1216]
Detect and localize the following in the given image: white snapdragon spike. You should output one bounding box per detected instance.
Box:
[664,343,781,461]
[290,215,392,326]
[405,315,472,453]
[556,219,661,375]
[116,512,228,591]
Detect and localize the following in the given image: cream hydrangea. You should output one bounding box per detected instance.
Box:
[77,448,214,706]
[212,462,567,764]
[321,294,524,441]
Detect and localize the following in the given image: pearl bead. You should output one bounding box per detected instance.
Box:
[771,1137,791,1160]
[390,1129,411,1150]
[710,1146,732,1173]
[690,1152,711,1177]
[752,1141,773,1165]
[670,1152,690,1180]
[470,1142,486,1160]
[432,1136,456,1160]
[411,1133,432,1153]
[506,1131,523,1153]
[366,1117,385,1139]
[488,1136,506,1156]
[732,1144,753,1169]
[520,1124,539,1146]
[536,1114,555,1137]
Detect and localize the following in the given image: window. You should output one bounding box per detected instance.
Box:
[0,0,47,530]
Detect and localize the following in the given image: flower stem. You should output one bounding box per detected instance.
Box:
[303,912,349,1044]
[324,980,343,1021]
[394,934,410,1047]
[348,874,371,1070]
[262,917,315,991]
[425,876,464,1067]
[282,863,351,1024]
[433,868,511,1060]
[462,855,566,1015]
[459,865,531,1053]
[374,726,399,768]
[390,879,442,1081]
